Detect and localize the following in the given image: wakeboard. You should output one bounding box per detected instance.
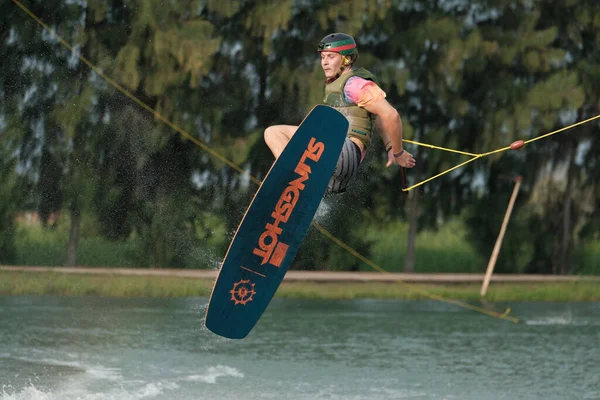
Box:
[204,105,349,339]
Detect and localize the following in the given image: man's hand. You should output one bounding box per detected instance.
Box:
[392,149,416,168]
[386,148,394,168]
[385,148,416,168]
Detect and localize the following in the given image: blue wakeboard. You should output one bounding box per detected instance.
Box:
[204,105,349,339]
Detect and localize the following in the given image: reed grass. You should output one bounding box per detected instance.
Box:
[15,223,145,267]
[11,219,600,275]
[362,219,484,273]
[2,271,599,301]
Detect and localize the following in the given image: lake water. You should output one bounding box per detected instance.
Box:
[0,296,598,400]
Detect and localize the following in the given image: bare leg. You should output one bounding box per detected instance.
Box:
[264,125,298,159]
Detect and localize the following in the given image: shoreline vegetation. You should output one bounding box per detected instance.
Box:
[12,220,600,276]
[1,268,599,302]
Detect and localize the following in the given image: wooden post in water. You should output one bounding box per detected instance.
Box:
[480,176,523,297]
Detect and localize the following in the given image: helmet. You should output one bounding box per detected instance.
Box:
[317,33,357,57]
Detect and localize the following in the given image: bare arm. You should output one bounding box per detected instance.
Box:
[375,116,394,167]
[376,116,392,151]
[364,99,415,168]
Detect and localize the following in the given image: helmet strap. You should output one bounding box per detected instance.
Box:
[323,54,353,84]
[326,64,351,84]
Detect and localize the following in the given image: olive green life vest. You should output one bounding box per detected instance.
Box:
[323,68,378,148]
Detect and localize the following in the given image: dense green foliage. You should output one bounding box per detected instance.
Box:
[2,0,599,273]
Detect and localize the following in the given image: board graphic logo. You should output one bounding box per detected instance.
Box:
[229,279,256,305]
[252,137,325,267]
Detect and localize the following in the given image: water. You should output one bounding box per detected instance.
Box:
[1,296,599,400]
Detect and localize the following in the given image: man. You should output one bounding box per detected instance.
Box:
[264,32,416,193]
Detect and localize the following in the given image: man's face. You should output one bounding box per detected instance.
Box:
[320,51,344,79]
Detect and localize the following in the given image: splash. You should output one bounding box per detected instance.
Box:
[0,381,180,400]
[184,365,244,384]
[313,197,333,223]
[2,385,51,400]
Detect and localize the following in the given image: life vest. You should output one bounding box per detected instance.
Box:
[323,68,378,149]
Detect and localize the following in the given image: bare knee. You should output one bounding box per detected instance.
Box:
[264,125,278,143]
[264,125,297,144]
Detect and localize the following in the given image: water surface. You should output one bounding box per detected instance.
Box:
[1,296,598,399]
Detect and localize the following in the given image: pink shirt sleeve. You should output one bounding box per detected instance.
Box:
[343,76,386,107]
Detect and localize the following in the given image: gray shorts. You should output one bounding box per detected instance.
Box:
[327,138,362,194]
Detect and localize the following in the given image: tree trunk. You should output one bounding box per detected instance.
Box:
[66,205,80,266]
[404,62,428,273]
[256,49,268,128]
[404,190,419,272]
[559,143,577,275]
